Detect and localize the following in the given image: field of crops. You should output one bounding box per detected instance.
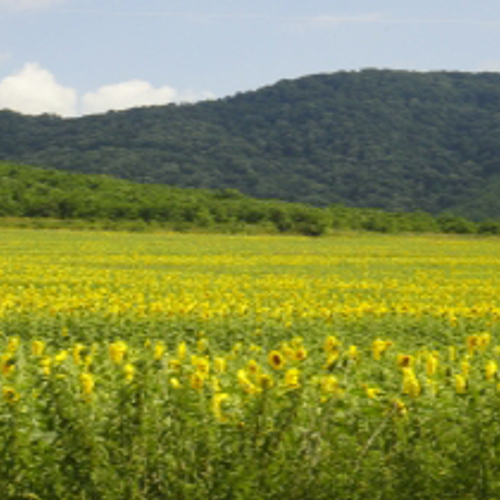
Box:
[1,229,500,500]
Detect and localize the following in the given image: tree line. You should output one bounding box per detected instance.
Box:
[1,162,498,236]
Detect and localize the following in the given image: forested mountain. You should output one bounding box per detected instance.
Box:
[1,69,500,218]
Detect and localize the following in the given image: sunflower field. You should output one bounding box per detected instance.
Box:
[1,229,500,500]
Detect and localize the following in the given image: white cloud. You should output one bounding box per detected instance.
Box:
[0,0,64,11]
[0,62,213,117]
[81,80,214,115]
[0,62,77,116]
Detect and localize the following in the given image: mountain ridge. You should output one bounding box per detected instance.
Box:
[1,68,500,218]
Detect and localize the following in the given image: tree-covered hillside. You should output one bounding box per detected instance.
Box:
[2,162,498,236]
[1,69,500,218]
[0,162,329,235]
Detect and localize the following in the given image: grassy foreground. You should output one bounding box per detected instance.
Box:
[1,230,500,499]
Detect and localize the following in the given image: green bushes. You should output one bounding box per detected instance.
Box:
[1,162,500,236]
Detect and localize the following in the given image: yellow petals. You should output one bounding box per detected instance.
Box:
[347,345,359,361]
[153,342,166,360]
[177,342,187,361]
[461,359,470,378]
[40,357,52,376]
[268,350,285,370]
[372,339,392,360]
[284,368,300,390]
[109,341,128,364]
[397,354,414,369]
[80,372,95,402]
[365,386,382,399]
[72,343,86,365]
[7,337,20,354]
[455,374,468,394]
[320,375,342,398]
[197,338,208,354]
[466,332,491,355]
[324,336,341,354]
[280,342,295,360]
[2,386,19,404]
[247,359,261,377]
[393,399,408,417]
[32,340,46,357]
[448,346,457,362]
[191,355,210,376]
[402,367,421,398]
[211,376,222,392]
[477,332,491,350]
[54,350,68,365]
[190,371,206,391]
[249,343,262,353]
[169,377,181,389]
[212,392,230,422]
[214,357,227,373]
[0,354,16,377]
[124,363,135,382]
[466,335,479,355]
[237,369,261,395]
[426,354,439,377]
[325,350,340,370]
[231,343,243,357]
[485,360,498,381]
[293,346,308,362]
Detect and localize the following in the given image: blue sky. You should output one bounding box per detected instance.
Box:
[1,0,499,116]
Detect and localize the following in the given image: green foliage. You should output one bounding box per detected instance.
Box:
[1,230,500,499]
[5,333,500,500]
[437,213,477,234]
[2,70,500,218]
[1,161,499,236]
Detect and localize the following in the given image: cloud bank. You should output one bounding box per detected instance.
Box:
[0,63,77,116]
[0,63,213,117]
[81,80,213,115]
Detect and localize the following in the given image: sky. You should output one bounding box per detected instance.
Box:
[1,0,500,117]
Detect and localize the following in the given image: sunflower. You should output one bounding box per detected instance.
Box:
[212,393,230,422]
[284,368,300,390]
[268,350,285,370]
[108,341,128,364]
[2,386,19,404]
